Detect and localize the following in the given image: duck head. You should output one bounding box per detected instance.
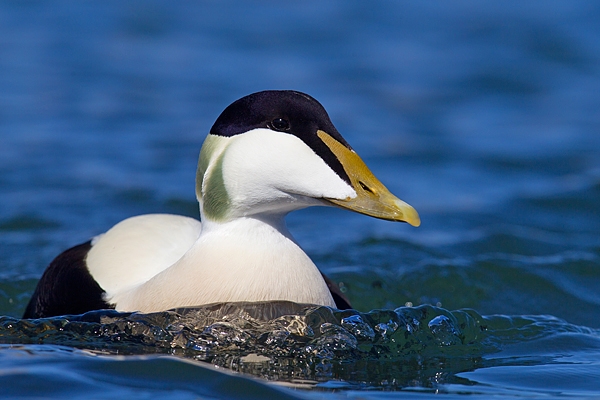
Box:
[196,90,420,227]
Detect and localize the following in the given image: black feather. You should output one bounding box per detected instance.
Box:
[321,272,352,310]
[23,241,113,319]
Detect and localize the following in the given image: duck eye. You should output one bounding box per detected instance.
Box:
[270,118,290,131]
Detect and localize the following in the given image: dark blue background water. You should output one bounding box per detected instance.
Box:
[1,1,599,398]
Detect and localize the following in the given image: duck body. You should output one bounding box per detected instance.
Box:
[23,90,419,319]
[93,214,335,312]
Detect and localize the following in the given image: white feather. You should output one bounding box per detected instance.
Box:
[109,216,335,312]
[215,129,356,218]
[87,129,355,312]
[87,214,201,295]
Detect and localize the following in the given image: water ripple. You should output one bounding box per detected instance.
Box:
[1,301,596,389]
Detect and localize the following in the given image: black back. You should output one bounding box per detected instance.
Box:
[23,241,113,319]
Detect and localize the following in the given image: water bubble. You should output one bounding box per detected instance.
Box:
[428,315,462,346]
[340,314,375,341]
[314,323,359,354]
[374,319,399,340]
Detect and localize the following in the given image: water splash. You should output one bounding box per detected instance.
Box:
[0,302,594,389]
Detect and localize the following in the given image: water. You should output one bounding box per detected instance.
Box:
[1,1,600,398]
[2,303,598,397]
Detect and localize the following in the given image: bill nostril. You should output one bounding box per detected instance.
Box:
[358,181,374,194]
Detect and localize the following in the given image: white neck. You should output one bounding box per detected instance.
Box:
[110,214,336,312]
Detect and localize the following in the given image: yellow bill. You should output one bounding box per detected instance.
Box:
[317,130,420,227]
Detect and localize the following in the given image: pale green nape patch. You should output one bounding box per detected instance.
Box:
[196,134,219,200]
[203,152,230,221]
[195,134,232,221]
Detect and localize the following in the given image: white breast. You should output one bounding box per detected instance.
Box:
[106,216,336,313]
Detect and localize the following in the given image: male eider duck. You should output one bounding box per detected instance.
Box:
[23,90,420,319]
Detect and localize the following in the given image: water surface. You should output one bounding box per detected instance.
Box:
[1,1,599,398]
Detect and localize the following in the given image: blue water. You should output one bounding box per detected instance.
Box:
[1,1,600,398]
